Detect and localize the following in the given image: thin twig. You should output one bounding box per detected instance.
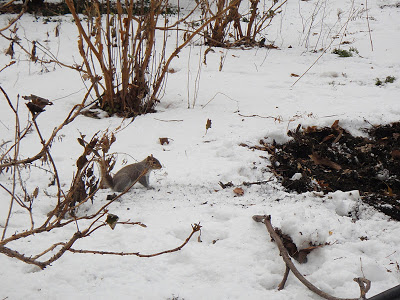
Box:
[1,94,20,240]
[68,223,202,258]
[0,81,95,169]
[32,118,63,205]
[365,0,373,51]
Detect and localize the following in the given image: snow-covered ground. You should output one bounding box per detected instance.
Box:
[0,0,399,299]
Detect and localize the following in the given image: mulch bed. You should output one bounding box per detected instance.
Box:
[255,121,400,220]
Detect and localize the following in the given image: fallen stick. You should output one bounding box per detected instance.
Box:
[252,215,370,300]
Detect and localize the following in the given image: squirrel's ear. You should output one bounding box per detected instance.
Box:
[150,154,154,158]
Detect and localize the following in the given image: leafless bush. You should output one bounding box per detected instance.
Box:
[66,0,247,116]
[199,0,287,47]
[0,86,201,268]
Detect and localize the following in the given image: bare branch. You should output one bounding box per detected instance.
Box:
[0,81,96,169]
[0,245,46,268]
[253,215,369,300]
[68,223,202,257]
[0,0,28,32]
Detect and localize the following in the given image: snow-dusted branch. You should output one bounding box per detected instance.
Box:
[253,215,371,300]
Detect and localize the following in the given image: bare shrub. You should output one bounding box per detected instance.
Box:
[199,0,287,47]
[66,0,248,116]
[0,86,200,268]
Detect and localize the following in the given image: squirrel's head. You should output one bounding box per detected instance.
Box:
[146,154,162,170]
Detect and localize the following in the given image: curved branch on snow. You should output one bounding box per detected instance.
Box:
[253,215,371,300]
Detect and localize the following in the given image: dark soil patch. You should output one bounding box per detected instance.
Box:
[257,121,400,220]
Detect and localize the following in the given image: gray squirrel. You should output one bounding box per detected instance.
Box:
[100,155,162,192]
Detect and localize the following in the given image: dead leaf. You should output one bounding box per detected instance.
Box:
[55,23,60,37]
[26,102,44,115]
[391,149,400,160]
[384,182,394,196]
[331,120,344,133]
[219,181,234,189]
[265,44,279,49]
[309,152,342,170]
[167,68,177,74]
[23,94,53,109]
[305,126,318,133]
[205,119,212,134]
[321,134,335,143]
[159,137,170,145]
[291,73,300,77]
[76,155,88,170]
[77,138,86,148]
[233,187,244,196]
[106,214,119,230]
[5,42,14,58]
[32,187,39,199]
[31,41,37,62]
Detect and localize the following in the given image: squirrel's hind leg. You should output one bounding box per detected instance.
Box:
[113,173,133,192]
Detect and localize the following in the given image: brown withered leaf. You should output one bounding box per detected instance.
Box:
[167,68,177,74]
[205,118,212,134]
[321,134,335,143]
[76,155,88,170]
[233,187,244,196]
[26,102,44,115]
[31,41,37,62]
[6,42,14,58]
[265,44,279,49]
[291,73,300,77]
[55,23,60,37]
[384,182,394,196]
[273,228,301,262]
[273,228,327,264]
[106,214,119,230]
[331,120,340,131]
[32,187,39,199]
[219,181,234,189]
[296,244,327,263]
[304,126,318,133]
[391,149,400,160]
[316,179,331,190]
[331,120,344,143]
[77,137,86,148]
[159,137,170,145]
[23,94,53,109]
[309,152,342,171]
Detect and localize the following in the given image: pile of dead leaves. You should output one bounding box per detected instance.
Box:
[258,121,400,220]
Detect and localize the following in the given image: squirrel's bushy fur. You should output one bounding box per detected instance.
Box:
[101,155,162,192]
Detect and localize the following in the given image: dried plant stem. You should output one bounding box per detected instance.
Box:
[0,0,28,32]
[1,93,20,240]
[365,0,373,51]
[292,6,360,87]
[0,81,95,170]
[253,215,370,300]
[151,0,242,104]
[32,118,62,204]
[68,223,202,257]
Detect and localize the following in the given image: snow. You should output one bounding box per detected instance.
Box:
[1,0,400,299]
